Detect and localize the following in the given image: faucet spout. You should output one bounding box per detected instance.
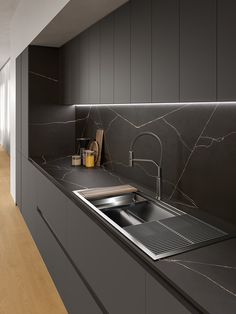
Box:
[129,132,162,200]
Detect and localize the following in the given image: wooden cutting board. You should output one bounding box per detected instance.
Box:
[78,185,137,200]
[95,129,104,167]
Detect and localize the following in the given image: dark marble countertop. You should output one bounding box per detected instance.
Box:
[31,156,236,314]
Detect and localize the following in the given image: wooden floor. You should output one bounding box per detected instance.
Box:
[0,146,67,314]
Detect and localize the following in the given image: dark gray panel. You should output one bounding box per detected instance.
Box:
[146,274,190,314]
[21,156,37,236]
[70,38,81,104]
[100,14,114,104]
[16,55,22,153]
[131,0,151,103]
[36,169,67,247]
[88,24,100,104]
[16,151,22,209]
[152,0,179,102]
[114,3,131,103]
[180,0,216,101]
[21,48,29,158]
[68,199,146,314]
[60,42,72,104]
[217,0,236,100]
[35,205,101,314]
[79,31,89,104]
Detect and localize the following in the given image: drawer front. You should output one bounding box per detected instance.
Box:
[35,170,67,247]
[67,199,146,314]
[35,207,101,314]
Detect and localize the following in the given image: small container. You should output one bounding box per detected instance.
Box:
[72,155,81,166]
[85,150,95,168]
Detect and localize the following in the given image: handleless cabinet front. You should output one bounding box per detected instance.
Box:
[67,199,146,314]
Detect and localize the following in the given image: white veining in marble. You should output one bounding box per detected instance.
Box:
[196,131,236,149]
[166,259,236,270]
[162,118,192,152]
[29,71,59,83]
[169,105,218,199]
[164,260,236,298]
[108,105,187,129]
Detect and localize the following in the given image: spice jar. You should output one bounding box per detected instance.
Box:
[72,155,81,166]
[85,150,95,168]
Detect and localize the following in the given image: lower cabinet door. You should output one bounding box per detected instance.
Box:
[21,157,38,238]
[146,274,191,314]
[16,150,22,209]
[35,205,102,314]
[67,199,146,314]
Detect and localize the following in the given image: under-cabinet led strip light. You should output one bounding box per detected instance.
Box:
[74,101,236,107]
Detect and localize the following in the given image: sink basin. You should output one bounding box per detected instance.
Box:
[74,190,229,260]
[97,197,176,228]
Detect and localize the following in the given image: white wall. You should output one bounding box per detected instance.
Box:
[0,60,11,153]
[9,0,70,200]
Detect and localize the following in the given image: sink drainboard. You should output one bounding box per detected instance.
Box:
[124,214,228,259]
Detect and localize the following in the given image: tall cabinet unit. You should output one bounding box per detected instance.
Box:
[180,0,216,101]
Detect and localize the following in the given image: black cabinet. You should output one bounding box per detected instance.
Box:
[131,0,151,103]
[114,3,131,103]
[88,24,100,104]
[67,199,146,314]
[35,171,68,247]
[100,14,114,104]
[21,157,37,237]
[180,0,216,101]
[152,0,179,102]
[217,0,236,100]
[146,274,191,314]
[16,151,22,209]
[35,204,101,314]
[78,31,89,104]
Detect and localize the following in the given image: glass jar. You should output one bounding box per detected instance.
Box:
[85,150,95,168]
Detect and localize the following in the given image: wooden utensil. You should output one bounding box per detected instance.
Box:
[88,140,99,163]
[95,129,104,167]
[78,185,138,200]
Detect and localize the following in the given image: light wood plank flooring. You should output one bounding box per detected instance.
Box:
[0,146,67,314]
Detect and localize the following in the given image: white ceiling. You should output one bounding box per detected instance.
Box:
[32,0,128,47]
[0,0,20,69]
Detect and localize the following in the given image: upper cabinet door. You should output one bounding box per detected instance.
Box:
[217,0,236,100]
[152,0,179,102]
[114,3,131,103]
[79,31,89,104]
[100,15,114,104]
[88,24,100,104]
[131,0,152,103]
[180,0,216,101]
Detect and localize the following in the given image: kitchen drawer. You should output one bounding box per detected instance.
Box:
[67,199,146,314]
[21,157,38,238]
[35,205,101,314]
[35,170,67,247]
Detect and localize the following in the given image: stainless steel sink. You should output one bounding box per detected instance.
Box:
[92,194,176,228]
[73,190,229,260]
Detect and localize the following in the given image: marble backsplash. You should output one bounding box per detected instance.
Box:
[75,103,236,226]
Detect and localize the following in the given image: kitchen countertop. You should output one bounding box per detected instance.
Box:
[31,156,236,314]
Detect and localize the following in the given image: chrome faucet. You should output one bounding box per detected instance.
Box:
[129,132,162,200]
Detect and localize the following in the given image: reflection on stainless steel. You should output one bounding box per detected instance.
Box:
[73,190,229,260]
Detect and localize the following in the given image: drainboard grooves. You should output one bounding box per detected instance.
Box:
[160,214,226,244]
[124,221,191,256]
